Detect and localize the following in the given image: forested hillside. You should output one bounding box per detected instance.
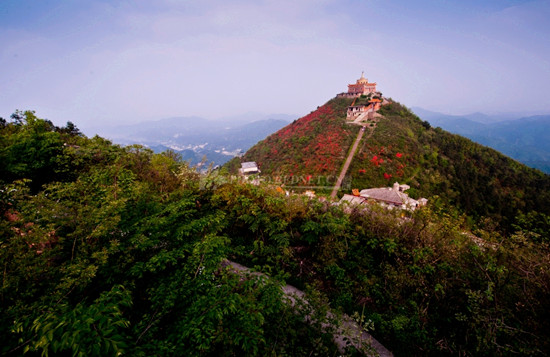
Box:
[2,111,550,356]
[412,108,550,173]
[349,102,550,231]
[233,98,550,234]
[0,111,346,356]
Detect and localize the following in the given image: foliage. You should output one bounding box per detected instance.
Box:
[0,112,344,356]
[363,102,550,231]
[235,97,550,233]
[239,98,359,185]
[2,109,550,356]
[220,97,550,354]
[22,285,132,356]
[212,183,550,355]
[0,110,74,192]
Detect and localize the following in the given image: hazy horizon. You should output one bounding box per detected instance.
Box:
[2,0,549,128]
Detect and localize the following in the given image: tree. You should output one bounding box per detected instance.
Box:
[0,111,69,191]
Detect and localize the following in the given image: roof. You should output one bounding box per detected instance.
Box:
[359,188,405,205]
[340,194,368,205]
[359,183,427,210]
[241,162,258,169]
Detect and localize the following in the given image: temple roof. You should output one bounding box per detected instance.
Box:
[360,187,405,205]
[340,194,368,205]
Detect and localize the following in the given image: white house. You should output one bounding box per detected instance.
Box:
[358,182,427,210]
[239,161,260,175]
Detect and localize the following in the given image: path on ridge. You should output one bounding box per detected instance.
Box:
[223,260,393,357]
[331,125,372,199]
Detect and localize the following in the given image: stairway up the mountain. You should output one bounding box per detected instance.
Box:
[331,126,367,199]
[353,112,370,123]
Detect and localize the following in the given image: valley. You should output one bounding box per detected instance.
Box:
[82,115,292,167]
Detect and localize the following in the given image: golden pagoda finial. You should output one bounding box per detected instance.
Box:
[357,71,367,84]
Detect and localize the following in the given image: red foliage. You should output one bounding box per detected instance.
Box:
[396,152,403,158]
[384,172,392,180]
[371,155,386,166]
[275,104,351,174]
[243,102,361,177]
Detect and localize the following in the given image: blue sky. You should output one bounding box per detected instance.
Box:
[1,0,549,128]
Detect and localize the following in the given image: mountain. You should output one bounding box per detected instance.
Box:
[412,107,550,173]
[231,97,550,229]
[227,98,360,181]
[82,115,291,167]
[411,107,511,124]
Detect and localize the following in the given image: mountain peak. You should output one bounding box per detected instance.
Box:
[229,94,550,230]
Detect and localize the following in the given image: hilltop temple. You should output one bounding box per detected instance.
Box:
[337,72,377,98]
[336,73,387,121]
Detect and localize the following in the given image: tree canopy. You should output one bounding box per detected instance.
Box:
[1,111,549,356]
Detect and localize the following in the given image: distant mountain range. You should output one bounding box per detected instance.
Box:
[82,114,293,167]
[79,107,550,174]
[412,107,550,173]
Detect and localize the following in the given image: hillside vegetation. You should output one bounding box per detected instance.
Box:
[350,102,550,230]
[0,111,346,356]
[227,97,360,190]
[233,98,550,234]
[2,110,550,356]
[413,108,550,173]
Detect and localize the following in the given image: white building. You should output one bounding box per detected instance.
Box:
[341,182,427,211]
[239,161,260,175]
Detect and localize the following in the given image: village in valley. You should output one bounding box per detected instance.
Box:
[238,73,427,211]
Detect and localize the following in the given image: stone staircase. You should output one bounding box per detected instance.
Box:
[353,111,370,123]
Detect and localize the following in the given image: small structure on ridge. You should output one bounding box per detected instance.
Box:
[239,161,260,175]
[340,182,427,211]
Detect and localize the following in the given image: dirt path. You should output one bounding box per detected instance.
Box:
[223,260,393,356]
[331,126,372,199]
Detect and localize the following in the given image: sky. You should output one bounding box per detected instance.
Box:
[1,0,549,129]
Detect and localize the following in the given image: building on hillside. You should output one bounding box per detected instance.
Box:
[346,99,383,120]
[239,161,260,175]
[337,72,377,98]
[346,105,370,118]
[341,182,427,211]
[340,194,368,206]
[360,182,427,210]
[336,73,388,121]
